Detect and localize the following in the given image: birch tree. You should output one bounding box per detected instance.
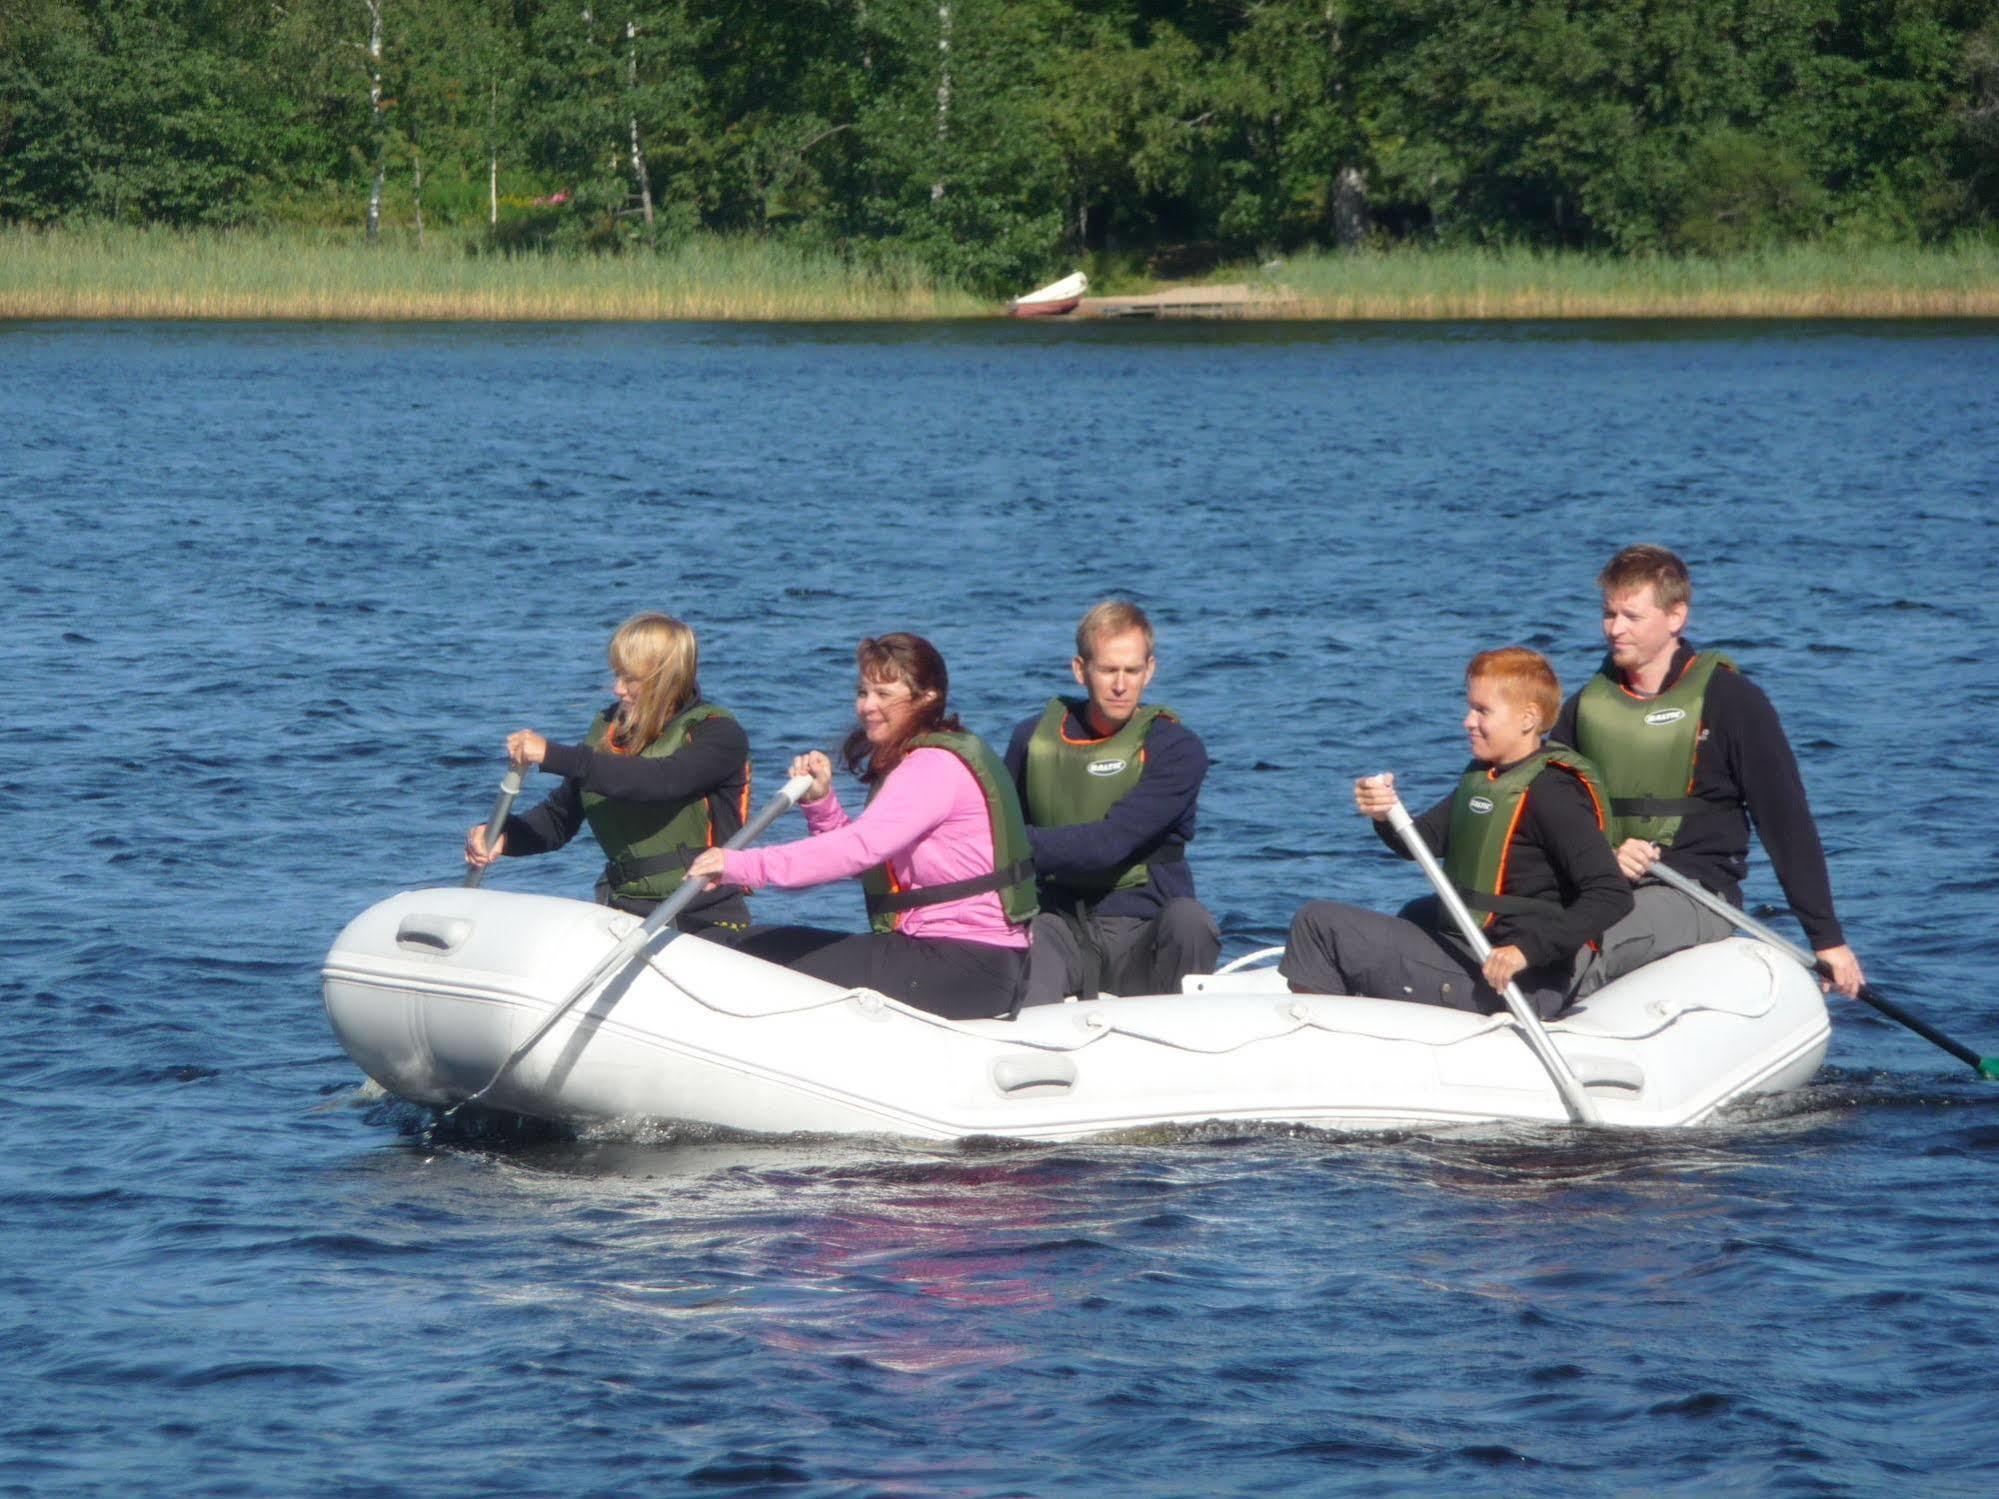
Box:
[356,0,386,238]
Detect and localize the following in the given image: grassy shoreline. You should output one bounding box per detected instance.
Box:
[3,225,1996,321]
[0,226,985,321]
[1258,242,1999,319]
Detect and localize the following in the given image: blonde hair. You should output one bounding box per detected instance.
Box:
[1466,646,1561,732]
[606,612,699,750]
[1075,598,1155,662]
[1598,544,1692,611]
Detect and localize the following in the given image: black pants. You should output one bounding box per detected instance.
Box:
[1022,898,1222,1006]
[729,926,1027,1021]
[1278,897,1572,1020]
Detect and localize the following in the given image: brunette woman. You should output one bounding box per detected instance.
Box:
[688,633,1037,1020]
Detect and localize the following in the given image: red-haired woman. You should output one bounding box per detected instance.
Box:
[464,612,753,935]
[688,633,1038,1020]
[1281,647,1633,1019]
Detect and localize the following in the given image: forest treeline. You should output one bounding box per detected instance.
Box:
[4,1,1997,293]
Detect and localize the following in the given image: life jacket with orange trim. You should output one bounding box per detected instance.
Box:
[1442,744,1611,928]
[1021,697,1183,906]
[580,700,750,903]
[860,731,1039,934]
[1572,652,1736,846]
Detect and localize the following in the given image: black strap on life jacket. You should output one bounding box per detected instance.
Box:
[1609,794,1733,821]
[1042,838,1186,910]
[602,846,702,889]
[868,858,1038,915]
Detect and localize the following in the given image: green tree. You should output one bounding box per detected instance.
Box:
[1,0,285,225]
[1035,11,1206,254]
[846,0,1067,291]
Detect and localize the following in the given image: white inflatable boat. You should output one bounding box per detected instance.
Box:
[322,888,1830,1139]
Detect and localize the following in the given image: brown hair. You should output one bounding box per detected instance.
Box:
[842,632,964,781]
[1597,544,1692,611]
[1075,598,1155,662]
[606,612,699,750]
[1466,646,1561,732]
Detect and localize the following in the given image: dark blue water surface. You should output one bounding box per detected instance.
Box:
[4,318,1998,1496]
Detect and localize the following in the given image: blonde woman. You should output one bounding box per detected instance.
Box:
[464,612,753,935]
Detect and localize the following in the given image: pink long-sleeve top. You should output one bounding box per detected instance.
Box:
[720,747,1030,948]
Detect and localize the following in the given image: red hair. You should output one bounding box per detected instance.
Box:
[1466,646,1561,731]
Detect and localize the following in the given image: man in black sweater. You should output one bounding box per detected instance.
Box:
[1003,600,1219,1003]
[1555,544,1865,996]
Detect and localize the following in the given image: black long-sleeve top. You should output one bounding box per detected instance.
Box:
[1552,641,1844,949]
[1383,758,1634,971]
[1002,706,1206,919]
[499,704,751,918]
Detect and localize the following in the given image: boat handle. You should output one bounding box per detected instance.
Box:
[395,913,474,955]
[992,1055,1078,1094]
[1567,1054,1645,1092]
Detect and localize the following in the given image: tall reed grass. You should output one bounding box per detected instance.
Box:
[0,225,985,321]
[3,225,1995,321]
[1258,242,1999,319]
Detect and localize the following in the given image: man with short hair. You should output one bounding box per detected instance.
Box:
[1004,600,1220,1003]
[1555,543,1865,996]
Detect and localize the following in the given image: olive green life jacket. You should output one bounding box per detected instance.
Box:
[581,701,748,903]
[860,730,1039,934]
[1442,745,1611,928]
[1572,652,1735,845]
[1021,698,1182,904]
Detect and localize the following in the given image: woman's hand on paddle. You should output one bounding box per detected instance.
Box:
[464,823,505,869]
[1354,773,1397,821]
[1816,943,1865,998]
[686,846,727,890]
[505,729,547,768]
[1614,838,1660,882]
[1483,944,1529,991]
[791,750,833,804]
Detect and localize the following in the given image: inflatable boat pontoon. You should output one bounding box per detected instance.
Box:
[322,887,1830,1139]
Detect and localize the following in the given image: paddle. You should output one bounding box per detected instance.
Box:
[1380,787,1600,1125]
[1645,862,1999,1079]
[463,763,528,888]
[443,772,815,1118]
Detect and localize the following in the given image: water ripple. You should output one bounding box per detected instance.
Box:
[3,320,1998,1497]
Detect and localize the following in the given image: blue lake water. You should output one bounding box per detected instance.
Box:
[3,317,1998,1495]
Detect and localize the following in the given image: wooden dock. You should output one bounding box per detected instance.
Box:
[1075,283,1298,319]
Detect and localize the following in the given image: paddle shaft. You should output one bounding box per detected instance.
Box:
[463,763,528,889]
[446,773,814,1116]
[1645,862,1997,1078]
[1384,796,1600,1124]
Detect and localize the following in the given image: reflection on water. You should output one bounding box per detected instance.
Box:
[5,321,1998,1494]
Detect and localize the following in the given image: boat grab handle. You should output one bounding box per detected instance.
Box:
[396,913,474,955]
[1568,1054,1645,1092]
[992,1055,1078,1095]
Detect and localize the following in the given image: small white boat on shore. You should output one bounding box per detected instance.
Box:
[323,888,1830,1139]
[1007,270,1087,317]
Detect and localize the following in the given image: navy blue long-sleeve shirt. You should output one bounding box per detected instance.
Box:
[1002,704,1207,919]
